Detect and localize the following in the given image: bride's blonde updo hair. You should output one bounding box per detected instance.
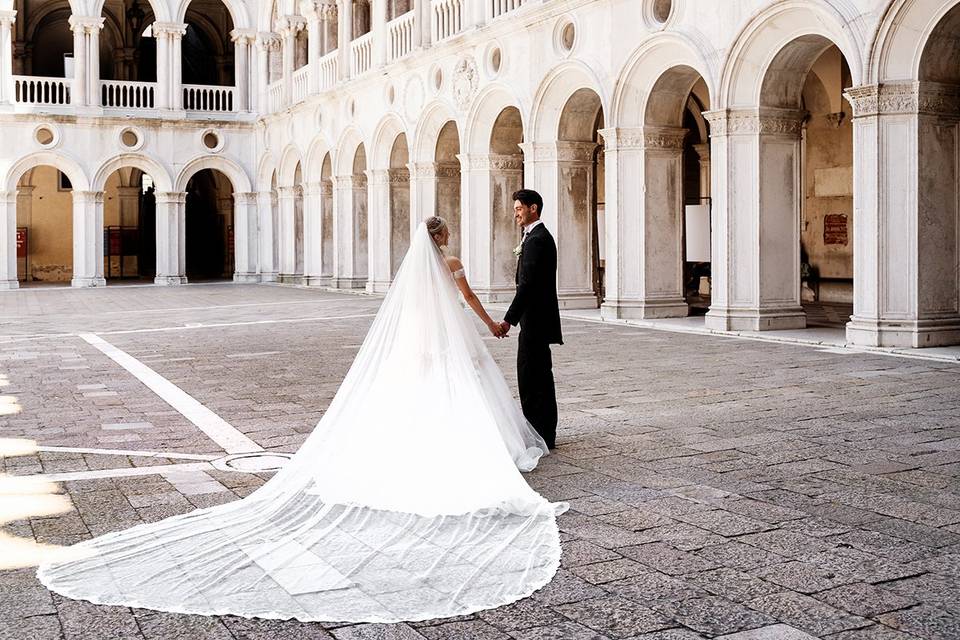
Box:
[426,216,448,245]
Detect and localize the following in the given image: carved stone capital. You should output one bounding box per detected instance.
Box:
[152,21,188,38]
[0,10,17,28]
[233,191,258,205]
[71,190,104,205]
[155,191,187,205]
[229,28,257,45]
[256,31,282,51]
[845,82,960,118]
[388,167,410,184]
[521,141,599,163]
[458,153,523,172]
[277,186,297,198]
[435,162,460,179]
[598,127,687,151]
[365,169,389,185]
[704,109,806,138]
[68,15,105,34]
[277,15,307,36]
[407,162,438,179]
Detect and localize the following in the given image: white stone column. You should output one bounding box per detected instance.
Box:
[278,18,302,107]
[71,191,105,287]
[255,33,278,113]
[320,2,338,54]
[169,23,186,111]
[372,0,387,67]
[0,11,15,107]
[320,179,334,283]
[0,191,17,289]
[302,181,324,285]
[408,161,437,235]
[85,18,103,107]
[230,30,254,112]
[154,191,186,284]
[257,190,279,281]
[337,0,352,80]
[154,23,186,112]
[332,175,367,289]
[303,2,322,93]
[703,109,807,331]
[845,83,960,347]
[277,186,297,281]
[692,143,711,199]
[415,0,431,48]
[523,141,599,309]
[232,192,259,282]
[471,0,486,29]
[68,16,87,107]
[597,128,689,319]
[365,169,390,292]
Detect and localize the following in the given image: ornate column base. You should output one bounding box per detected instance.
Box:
[259,271,279,283]
[232,273,260,284]
[154,275,187,285]
[0,279,19,290]
[475,286,518,304]
[304,275,331,287]
[278,274,304,285]
[601,298,689,320]
[71,276,106,288]
[331,277,366,290]
[846,316,960,348]
[365,279,392,294]
[558,290,600,310]
[705,306,806,331]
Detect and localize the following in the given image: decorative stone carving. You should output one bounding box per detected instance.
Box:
[407,162,437,179]
[704,109,806,137]
[452,56,478,111]
[845,83,960,118]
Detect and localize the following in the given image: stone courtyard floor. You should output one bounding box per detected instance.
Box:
[1,283,960,640]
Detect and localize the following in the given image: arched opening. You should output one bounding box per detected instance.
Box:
[352,0,371,37]
[555,87,605,308]
[320,153,334,283]
[489,106,524,299]
[352,144,369,285]
[389,133,410,278]
[100,0,158,83]
[760,36,854,329]
[184,169,234,280]
[435,120,461,257]
[387,0,412,20]
[102,167,156,281]
[182,0,234,86]
[16,1,72,78]
[15,166,73,284]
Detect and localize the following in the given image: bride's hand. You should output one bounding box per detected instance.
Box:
[488,321,504,338]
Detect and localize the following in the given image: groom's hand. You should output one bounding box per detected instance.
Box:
[498,321,511,338]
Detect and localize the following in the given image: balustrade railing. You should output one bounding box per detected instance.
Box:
[101,80,155,109]
[352,32,373,76]
[13,76,70,106]
[490,0,524,19]
[267,80,283,112]
[433,0,465,41]
[319,50,338,90]
[387,11,416,62]
[183,84,235,112]
[292,65,309,103]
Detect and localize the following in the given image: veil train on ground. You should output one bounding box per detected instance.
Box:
[37,223,566,623]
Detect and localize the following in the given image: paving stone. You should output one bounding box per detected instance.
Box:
[617,543,719,575]
[529,569,608,606]
[554,595,673,638]
[602,571,708,605]
[416,620,508,640]
[220,615,336,639]
[510,621,610,640]
[684,568,781,604]
[134,611,235,639]
[653,596,777,637]
[754,560,860,593]
[675,510,772,537]
[747,592,871,637]
[875,605,960,640]
[54,597,142,640]
[626,631,706,640]
[0,613,63,640]
[713,624,819,639]
[330,624,426,640]
[814,583,919,618]
[824,624,928,639]
[560,540,623,568]
[479,597,567,631]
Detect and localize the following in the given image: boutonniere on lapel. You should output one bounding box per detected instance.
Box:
[513,244,523,257]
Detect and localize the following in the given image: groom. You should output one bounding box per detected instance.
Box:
[498,189,562,450]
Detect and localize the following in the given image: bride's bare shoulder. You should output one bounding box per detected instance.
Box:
[444,255,463,272]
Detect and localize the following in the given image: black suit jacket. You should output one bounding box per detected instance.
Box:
[504,223,563,345]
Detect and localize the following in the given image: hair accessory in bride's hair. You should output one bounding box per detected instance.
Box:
[425,216,447,238]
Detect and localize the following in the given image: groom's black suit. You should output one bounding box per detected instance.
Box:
[505,222,562,449]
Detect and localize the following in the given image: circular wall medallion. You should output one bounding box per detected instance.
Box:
[118,126,144,151]
[33,123,60,149]
[386,83,396,106]
[200,129,224,153]
[644,0,675,27]
[486,44,503,77]
[431,64,444,94]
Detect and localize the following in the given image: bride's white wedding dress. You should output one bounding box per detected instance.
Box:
[37,223,566,623]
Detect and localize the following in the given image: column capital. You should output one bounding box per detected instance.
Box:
[521,141,599,163]
[407,161,438,179]
[703,108,806,138]
[71,190,104,204]
[233,191,258,205]
[277,15,307,35]
[691,143,710,160]
[845,82,960,119]
[456,153,523,172]
[387,167,410,184]
[331,175,352,188]
[68,15,104,33]
[155,191,187,204]
[301,0,336,21]
[229,28,257,45]
[303,180,325,195]
[256,31,282,51]
[277,185,298,198]
[598,126,687,151]
[153,21,188,37]
[0,190,16,204]
[0,9,17,27]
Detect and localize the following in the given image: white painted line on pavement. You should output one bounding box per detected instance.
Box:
[36,461,214,482]
[78,333,264,455]
[97,313,378,335]
[36,445,220,461]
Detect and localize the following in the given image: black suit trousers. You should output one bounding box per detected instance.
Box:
[517,329,558,449]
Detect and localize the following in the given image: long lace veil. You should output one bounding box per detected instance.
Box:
[37,223,565,623]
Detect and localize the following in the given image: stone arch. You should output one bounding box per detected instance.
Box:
[333,127,365,176]
[530,60,609,143]
[256,152,278,191]
[5,151,90,192]
[465,84,526,155]
[720,0,864,108]
[175,155,251,192]
[278,145,303,187]
[176,0,250,29]
[370,113,408,170]
[612,32,714,128]
[304,135,333,181]
[411,100,459,163]
[92,154,174,192]
[92,0,170,24]
[871,0,960,83]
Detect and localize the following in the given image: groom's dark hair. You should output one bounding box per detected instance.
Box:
[513,189,543,218]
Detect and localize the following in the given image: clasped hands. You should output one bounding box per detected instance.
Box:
[488,320,511,339]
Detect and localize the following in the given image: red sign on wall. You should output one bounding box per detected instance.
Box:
[16,227,27,258]
[824,214,848,246]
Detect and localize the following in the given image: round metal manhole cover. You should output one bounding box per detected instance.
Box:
[211,452,293,473]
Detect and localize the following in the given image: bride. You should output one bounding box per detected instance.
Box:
[38,216,566,623]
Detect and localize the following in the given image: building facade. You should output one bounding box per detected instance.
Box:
[0,0,958,349]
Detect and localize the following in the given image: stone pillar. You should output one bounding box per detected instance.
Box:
[116,185,140,227]
[337,0,352,80]
[703,109,807,331]
[458,152,521,302]
[85,18,103,107]
[597,128,689,319]
[0,11,15,107]
[154,23,186,111]
[71,191,106,287]
[331,174,366,288]
[277,186,297,281]
[278,17,304,107]
[408,161,437,237]
[436,162,461,256]
[523,141,599,309]
[321,2,338,54]
[230,30,255,112]
[372,0,387,67]
[844,83,960,347]
[304,2,323,93]
[233,192,259,282]
[255,33,278,113]
[692,143,711,198]
[415,0,431,48]
[68,16,87,108]
[154,191,186,284]
[0,191,16,289]
[320,179,334,283]
[302,181,324,285]
[365,169,389,292]
[257,190,279,281]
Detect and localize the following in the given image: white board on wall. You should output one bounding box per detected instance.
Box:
[685,204,711,262]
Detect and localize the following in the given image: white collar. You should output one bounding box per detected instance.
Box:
[523,220,543,235]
